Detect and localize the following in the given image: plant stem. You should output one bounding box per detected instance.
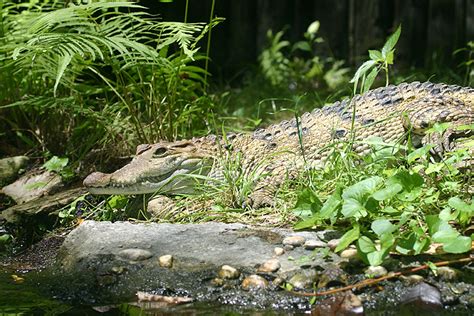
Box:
[204,0,216,90]
[184,0,189,23]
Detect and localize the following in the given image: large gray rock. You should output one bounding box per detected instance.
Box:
[50,221,337,308]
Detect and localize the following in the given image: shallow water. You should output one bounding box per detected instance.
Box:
[2,268,473,316]
[0,269,307,315]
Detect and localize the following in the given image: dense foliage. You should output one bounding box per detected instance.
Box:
[0,0,472,264]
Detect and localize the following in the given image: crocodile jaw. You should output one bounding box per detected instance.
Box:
[83,141,213,195]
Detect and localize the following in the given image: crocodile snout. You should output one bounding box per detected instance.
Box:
[83,171,111,188]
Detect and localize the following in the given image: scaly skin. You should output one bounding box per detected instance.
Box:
[84,82,474,207]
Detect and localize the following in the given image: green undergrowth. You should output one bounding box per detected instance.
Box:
[290,133,473,266]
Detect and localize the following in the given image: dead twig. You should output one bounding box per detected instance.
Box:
[291,255,473,297]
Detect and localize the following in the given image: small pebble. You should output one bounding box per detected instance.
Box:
[304,239,326,250]
[340,248,358,259]
[218,265,240,279]
[272,277,285,287]
[400,274,424,285]
[327,238,341,250]
[283,244,294,251]
[365,266,388,278]
[241,274,268,291]
[288,270,318,289]
[118,248,152,261]
[111,266,125,274]
[211,277,224,287]
[282,236,305,247]
[274,247,285,256]
[436,266,458,281]
[257,258,281,273]
[158,254,173,268]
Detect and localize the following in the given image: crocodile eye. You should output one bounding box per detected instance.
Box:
[152,147,168,157]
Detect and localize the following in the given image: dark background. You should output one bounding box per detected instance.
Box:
[142,0,474,79]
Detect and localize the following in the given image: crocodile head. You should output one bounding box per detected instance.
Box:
[83,140,215,195]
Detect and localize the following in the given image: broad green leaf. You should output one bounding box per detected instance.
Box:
[307,20,320,35]
[43,156,68,173]
[371,219,396,236]
[362,67,379,93]
[366,251,385,266]
[335,225,360,252]
[292,188,322,218]
[432,228,459,243]
[381,206,399,214]
[372,183,403,201]
[439,208,457,222]
[396,232,429,255]
[407,145,433,163]
[342,176,383,201]
[341,198,366,218]
[357,236,376,253]
[448,197,473,213]
[397,187,423,201]
[350,60,376,93]
[425,162,444,174]
[293,217,318,230]
[368,50,382,61]
[381,25,401,57]
[0,234,11,244]
[380,232,395,249]
[443,236,472,253]
[319,189,342,219]
[385,50,394,64]
[292,41,311,52]
[388,170,424,190]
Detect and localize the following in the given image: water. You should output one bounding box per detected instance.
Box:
[0,269,307,315]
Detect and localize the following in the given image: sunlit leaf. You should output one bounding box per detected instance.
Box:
[335,225,360,252]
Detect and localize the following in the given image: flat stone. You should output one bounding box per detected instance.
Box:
[282,236,305,247]
[159,255,173,268]
[257,258,280,273]
[118,248,153,261]
[365,266,388,278]
[241,274,268,291]
[218,265,240,279]
[54,222,342,308]
[2,170,62,204]
[303,239,326,250]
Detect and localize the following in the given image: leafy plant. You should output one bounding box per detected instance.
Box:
[351,25,401,94]
[0,0,223,163]
[292,139,473,266]
[259,21,349,91]
[453,41,474,86]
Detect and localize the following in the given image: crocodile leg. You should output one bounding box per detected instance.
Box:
[403,96,474,156]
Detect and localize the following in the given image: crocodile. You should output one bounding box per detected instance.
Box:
[83,82,474,207]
